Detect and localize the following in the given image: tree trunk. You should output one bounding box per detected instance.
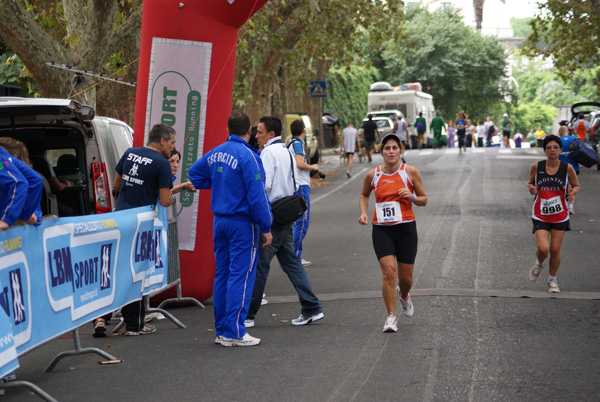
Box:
[473,0,485,31]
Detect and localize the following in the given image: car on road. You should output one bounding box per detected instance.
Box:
[284,113,319,164]
[0,97,133,217]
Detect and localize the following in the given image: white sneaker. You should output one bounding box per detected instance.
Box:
[399,294,414,318]
[221,333,261,347]
[548,279,560,293]
[214,335,224,345]
[301,259,312,267]
[382,313,398,333]
[291,312,324,326]
[261,293,268,305]
[346,171,351,178]
[244,319,255,328]
[529,262,544,281]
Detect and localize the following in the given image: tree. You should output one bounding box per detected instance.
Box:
[233,0,403,122]
[0,0,142,124]
[513,101,557,134]
[379,5,508,120]
[522,0,600,94]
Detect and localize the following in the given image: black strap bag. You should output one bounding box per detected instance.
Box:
[270,145,307,229]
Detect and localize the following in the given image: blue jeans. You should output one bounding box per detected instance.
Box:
[293,185,311,260]
[247,223,321,319]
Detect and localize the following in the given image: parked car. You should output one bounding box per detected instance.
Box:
[358,117,395,151]
[0,97,133,216]
[568,102,600,170]
[283,113,319,164]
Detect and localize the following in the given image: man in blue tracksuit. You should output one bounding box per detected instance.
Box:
[188,113,272,347]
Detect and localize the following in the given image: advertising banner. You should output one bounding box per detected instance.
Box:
[0,205,168,356]
[144,38,212,251]
[0,277,19,378]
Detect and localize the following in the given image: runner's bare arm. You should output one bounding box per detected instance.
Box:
[359,169,375,225]
[527,162,538,195]
[566,164,580,202]
[407,166,427,206]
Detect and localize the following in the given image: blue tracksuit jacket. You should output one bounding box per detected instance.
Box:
[0,147,28,226]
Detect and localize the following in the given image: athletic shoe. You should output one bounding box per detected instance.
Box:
[92,318,107,338]
[548,279,560,293]
[214,335,224,345]
[529,262,544,281]
[399,294,414,318]
[261,293,268,305]
[382,313,398,333]
[346,171,351,178]
[291,312,324,326]
[244,319,255,328]
[125,324,156,336]
[221,333,261,347]
[301,259,312,267]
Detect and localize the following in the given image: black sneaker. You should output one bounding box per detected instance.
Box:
[93,318,107,338]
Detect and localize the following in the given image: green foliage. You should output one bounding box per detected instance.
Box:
[0,41,40,97]
[510,17,533,38]
[522,0,600,94]
[324,65,380,127]
[513,101,557,134]
[378,6,508,121]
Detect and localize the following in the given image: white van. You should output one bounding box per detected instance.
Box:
[367,82,436,148]
[0,98,133,217]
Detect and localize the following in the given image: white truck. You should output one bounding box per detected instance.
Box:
[367,82,436,148]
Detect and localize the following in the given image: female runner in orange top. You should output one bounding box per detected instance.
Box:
[359,133,427,333]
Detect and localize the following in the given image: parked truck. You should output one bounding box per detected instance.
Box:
[366,82,436,148]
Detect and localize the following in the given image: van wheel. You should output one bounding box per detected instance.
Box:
[310,150,320,164]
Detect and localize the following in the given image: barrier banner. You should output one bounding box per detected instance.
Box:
[0,205,168,356]
[0,277,19,378]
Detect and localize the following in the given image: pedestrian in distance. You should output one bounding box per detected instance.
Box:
[534,125,546,148]
[514,130,523,148]
[392,114,409,163]
[456,111,467,154]
[361,114,380,163]
[245,116,324,330]
[501,113,514,148]
[188,113,273,347]
[289,119,320,266]
[414,111,427,150]
[527,135,580,293]
[110,123,177,336]
[358,133,427,333]
[558,125,579,214]
[572,112,591,141]
[430,110,446,149]
[447,121,455,148]
[341,121,360,177]
[476,120,485,148]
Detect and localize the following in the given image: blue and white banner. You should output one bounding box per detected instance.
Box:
[0,205,168,358]
[0,277,19,378]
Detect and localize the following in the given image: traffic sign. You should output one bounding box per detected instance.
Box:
[310,81,326,97]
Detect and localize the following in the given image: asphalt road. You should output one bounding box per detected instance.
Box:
[7,146,600,401]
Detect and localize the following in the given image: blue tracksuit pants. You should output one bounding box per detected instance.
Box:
[293,185,310,260]
[213,215,259,339]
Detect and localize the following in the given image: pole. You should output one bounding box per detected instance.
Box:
[318,97,323,162]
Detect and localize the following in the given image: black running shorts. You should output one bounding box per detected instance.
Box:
[532,218,570,234]
[372,221,418,264]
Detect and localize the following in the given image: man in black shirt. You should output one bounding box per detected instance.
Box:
[362,114,380,163]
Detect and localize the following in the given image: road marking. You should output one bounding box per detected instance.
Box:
[262,288,600,303]
[497,155,541,159]
[420,150,433,155]
[499,149,512,153]
[311,167,369,206]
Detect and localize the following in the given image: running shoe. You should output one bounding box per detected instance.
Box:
[244,319,255,328]
[291,312,324,326]
[301,259,312,267]
[261,293,268,305]
[214,335,224,345]
[548,279,560,293]
[92,318,107,338]
[399,294,414,318]
[221,333,261,347]
[346,171,351,178]
[125,324,156,336]
[382,313,398,333]
[529,262,544,281]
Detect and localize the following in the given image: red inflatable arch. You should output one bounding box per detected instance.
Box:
[133,0,268,302]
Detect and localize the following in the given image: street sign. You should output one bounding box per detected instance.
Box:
[310,81,326,97]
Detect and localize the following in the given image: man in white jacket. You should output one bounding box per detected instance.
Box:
[246,116,324,329]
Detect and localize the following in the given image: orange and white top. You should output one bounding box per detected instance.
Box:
[371,164,415,225]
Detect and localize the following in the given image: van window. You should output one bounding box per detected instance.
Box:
[47,148,77,169]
